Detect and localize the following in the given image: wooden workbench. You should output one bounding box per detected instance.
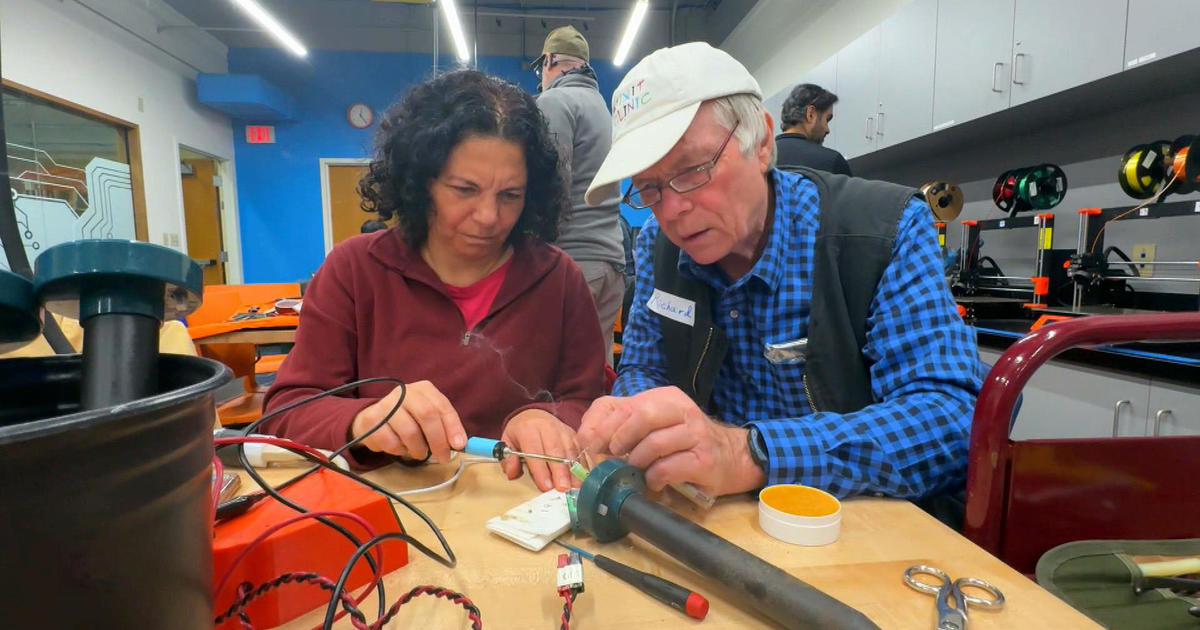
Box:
[252,462,1100,629]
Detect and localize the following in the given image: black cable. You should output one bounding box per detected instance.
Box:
[323,532,461,630]
[0,73,73,354]
[217,376,412,620]
[215,378,459,625]
[228,439,456,571]
[1104,246,1141,277]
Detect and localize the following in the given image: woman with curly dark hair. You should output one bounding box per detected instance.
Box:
[262,70,607,492]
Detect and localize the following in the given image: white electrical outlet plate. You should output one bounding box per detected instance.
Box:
[1132,243,1156,277]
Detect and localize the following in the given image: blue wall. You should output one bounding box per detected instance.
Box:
[227,47,645,282]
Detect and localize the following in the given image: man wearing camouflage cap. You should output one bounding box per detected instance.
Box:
[534,25,625,367]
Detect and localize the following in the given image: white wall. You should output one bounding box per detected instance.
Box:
[1,0,242,281]
[721,0,911,98]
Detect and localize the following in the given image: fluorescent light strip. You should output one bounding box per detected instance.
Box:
[613,0,649,66]
[440,0,472,63]
[230,0,308,58]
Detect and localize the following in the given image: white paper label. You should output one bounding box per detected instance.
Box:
[1142,151,1156,169]
[1139,208,1150,217]
[556,565,584,589]
[647,289,696,326]
[1193,201,1200,213]
[1139,52,1157,63]
[999,220,1006,228]
[1028,181,1038,197]
[933,120,956,131]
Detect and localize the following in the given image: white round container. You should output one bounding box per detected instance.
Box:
[757,484,842,546]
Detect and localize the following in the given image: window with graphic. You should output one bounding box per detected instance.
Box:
[2,86,137,270]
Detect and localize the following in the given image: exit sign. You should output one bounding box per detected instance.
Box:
[246,125,275,144]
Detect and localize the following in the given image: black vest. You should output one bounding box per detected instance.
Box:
[653,168,916,414]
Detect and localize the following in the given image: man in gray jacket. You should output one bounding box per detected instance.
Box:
[534,25,625,366]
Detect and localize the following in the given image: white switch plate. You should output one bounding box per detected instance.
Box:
[1132,243,1155,277]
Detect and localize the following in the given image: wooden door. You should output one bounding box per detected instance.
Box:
[328,164,372,247]
[180,158,225,284]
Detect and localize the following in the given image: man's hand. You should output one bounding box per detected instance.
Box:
[578,387,766,497]
[350,380,467,463]
[501,409,580,492]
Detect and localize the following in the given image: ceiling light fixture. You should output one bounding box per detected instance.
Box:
[439,0,472,63]
[229,0,308,58]
[613,0,649,66]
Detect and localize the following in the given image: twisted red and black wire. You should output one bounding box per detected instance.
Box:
[214,571,482,630]
[558,589,579,630]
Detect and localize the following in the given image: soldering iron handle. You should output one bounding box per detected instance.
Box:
[618,493,881,630]
[593,554,709,620]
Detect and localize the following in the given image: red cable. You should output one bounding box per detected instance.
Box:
[559,590,574,630]
[213,436,332,464]
[212,454,224,523]
[213,509,383,623]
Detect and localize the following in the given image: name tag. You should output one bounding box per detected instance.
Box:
[647,289,696,326]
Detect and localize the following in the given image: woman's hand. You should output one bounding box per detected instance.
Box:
[350,380,466,463]
[501,409,581,492]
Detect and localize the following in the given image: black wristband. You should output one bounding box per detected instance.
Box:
[746,425,769,471]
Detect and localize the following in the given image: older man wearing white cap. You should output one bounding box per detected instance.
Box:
[577,43,982,509]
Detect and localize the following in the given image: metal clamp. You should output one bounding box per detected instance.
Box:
[1112,399,1131,437]
[1154,409,1173,436]
[992,62,1006,93]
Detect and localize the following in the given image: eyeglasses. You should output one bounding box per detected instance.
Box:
[531,54,559,79]
[623,121,739,209]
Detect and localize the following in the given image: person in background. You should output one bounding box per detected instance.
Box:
[262,70,606,492]
[533,25,625,367]
[577,43,980,506]
[360,219,388,234]
[775,83,852,176]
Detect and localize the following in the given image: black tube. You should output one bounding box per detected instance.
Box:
[618,493,881,630]
[81,313,158,408]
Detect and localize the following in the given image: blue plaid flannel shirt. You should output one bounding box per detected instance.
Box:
[613,169,982,499]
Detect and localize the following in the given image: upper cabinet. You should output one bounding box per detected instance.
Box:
[774,0,1186,162]
[1125,0,1200,69]
[877,0,937,149]
[1009,0,1127,106]
[932,0,1015,131]
[834,26,881,159]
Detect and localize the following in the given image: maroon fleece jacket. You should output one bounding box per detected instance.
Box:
[260,229,607,468]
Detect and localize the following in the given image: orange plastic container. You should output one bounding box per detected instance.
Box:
[213,470,408,629]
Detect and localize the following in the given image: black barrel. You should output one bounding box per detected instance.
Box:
[0,353,230,629]
[619,493,881,630]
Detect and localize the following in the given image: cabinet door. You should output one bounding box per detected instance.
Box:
[1147,380,1200,436]
[978,349,1151,439]
[1125,0,1200,69]
[1010,0,1127,106]
[932,0,1015,130]
[877,0,936,149]
[833,26,880,160]
[804,56,839,150]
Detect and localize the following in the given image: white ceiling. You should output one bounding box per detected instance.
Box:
[157,0,757,60]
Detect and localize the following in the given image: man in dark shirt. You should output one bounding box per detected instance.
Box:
[775,83,852,176]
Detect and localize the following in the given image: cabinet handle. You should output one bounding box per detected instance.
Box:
[1013,53,1028,85]
[1112,399,1131,437]
[1153,409,1173,436]
[864,115,875,140]
[876,111,885,136]
[991,62,1005,93]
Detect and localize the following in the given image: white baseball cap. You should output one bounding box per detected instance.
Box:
[585,41,762,207]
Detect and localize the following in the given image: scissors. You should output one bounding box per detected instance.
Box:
[903,565,1005,630]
